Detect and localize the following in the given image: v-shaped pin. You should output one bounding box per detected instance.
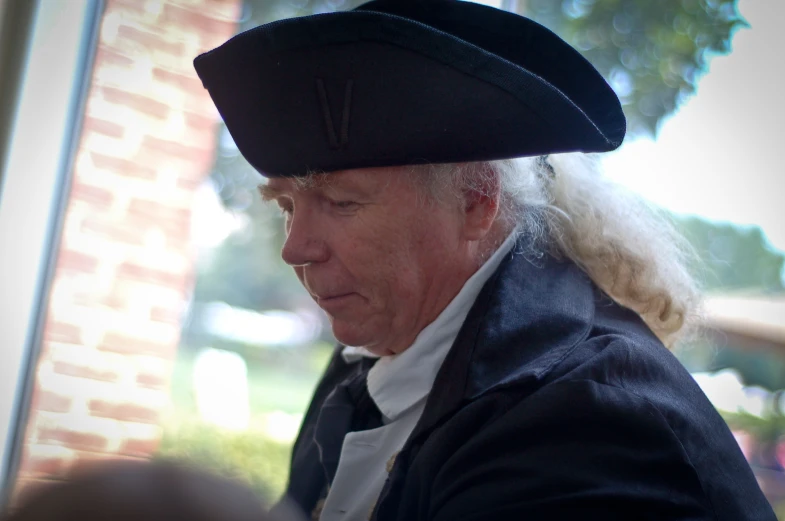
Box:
[315,78,353,150]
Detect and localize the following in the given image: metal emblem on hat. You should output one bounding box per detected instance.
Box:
[315,78,353,150]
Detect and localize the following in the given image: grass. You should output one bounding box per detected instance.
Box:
[156,415,292,502]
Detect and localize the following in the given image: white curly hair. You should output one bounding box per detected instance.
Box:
[414,153,703,347]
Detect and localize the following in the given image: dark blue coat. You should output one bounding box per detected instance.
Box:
[281,247,776,520]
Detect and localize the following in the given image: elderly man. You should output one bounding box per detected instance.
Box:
[194,1,775,520]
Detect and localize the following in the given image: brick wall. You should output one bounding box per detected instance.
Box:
[12,0,241,502]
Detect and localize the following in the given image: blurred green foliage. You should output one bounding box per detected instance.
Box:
[525,0,747,136]
[723,410,785,447]
[190,197,304,314]
[157,343,333,501]
[673,215,785,292]
[156,418,291,502]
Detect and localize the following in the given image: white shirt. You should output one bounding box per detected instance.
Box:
[319,232,518,521]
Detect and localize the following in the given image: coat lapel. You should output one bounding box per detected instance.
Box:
[410,247,596,443]
[373,247,599,520]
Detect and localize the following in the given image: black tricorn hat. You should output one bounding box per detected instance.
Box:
[193,0,626,178]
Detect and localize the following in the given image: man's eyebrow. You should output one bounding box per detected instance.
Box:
[258,177,371,201]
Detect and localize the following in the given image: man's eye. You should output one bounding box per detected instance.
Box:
[333,201,357,209]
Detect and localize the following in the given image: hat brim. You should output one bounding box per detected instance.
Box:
[194,8,625,177]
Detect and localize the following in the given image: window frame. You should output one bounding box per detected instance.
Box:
[0,0,104,504]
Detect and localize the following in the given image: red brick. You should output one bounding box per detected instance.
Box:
[127,199,189,222]
[165,232,193,252]
[149,306,181,325]
[101,285,131,311]
[99,332,176,357]
[184,111,216,130]
[102,295,126,311]
[32,389,74,414]
[115,262,187,290]
[70,289,103,308]
[101,86,170,120]
[117,25,185,56]
[82,115,125,139]
[201,0,242,21]
[90,152,157,180]
[141,135,211,163]
[120,437,160,457]
[182,122,217,149]
[153,67,204,94]
[103,281,172,312]
[173,160,213,190]
[136,372,168,389]
[176,176,202,190]
[89,400,161,424]
[37,428,108,452]
[57,249,100,273]
[70,452,146,475]
[44,321,82,345]
[22,456,67,476]
[197,30,236,56]
[94,45,134,69]
[107,0,145,15]
[81,216,147,246]
[19,449,73,477]
[125,199,192,238]
[163,4,236,38]
[69,180,115,208]
[181,90,221,119]
[53,361,120,383]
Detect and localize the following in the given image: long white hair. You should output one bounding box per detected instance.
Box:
[418,153,702,347]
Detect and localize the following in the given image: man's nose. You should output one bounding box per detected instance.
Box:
[281,210,329,267]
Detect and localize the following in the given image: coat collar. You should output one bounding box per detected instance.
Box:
[409,238,597,441]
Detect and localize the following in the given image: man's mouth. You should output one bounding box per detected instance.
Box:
[313,292,357,310]
[314,292,352,301]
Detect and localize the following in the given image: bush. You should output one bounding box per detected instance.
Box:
[155,416,292,503]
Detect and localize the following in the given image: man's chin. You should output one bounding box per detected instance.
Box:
[331,326,368,350]
[331,326,397,356]
[331,321,376,350]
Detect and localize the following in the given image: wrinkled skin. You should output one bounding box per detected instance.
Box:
[261,166,500,356]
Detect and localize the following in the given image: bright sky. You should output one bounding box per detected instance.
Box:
[602,0,785,253]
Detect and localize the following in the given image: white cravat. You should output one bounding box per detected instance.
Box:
[319,232,518,521]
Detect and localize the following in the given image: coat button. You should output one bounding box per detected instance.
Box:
[311,498,326,520]
[386,451,399,474]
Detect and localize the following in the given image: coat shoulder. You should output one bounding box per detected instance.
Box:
[398,337,775,521]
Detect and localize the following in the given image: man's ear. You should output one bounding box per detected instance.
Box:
[462,163,501,241]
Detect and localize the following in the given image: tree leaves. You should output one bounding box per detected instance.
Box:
[673,215,785,292]
[525,0,747,136]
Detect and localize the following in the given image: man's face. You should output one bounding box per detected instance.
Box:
[261,167,479,356]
